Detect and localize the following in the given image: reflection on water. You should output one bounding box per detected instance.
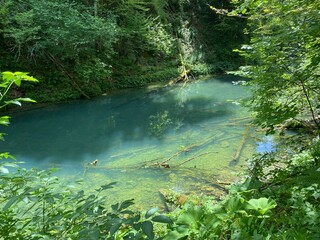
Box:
[0,75,261,209]
[256,136,276,153]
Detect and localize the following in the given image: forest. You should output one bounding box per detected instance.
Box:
[0,0,320,239]
[0,0,245,102]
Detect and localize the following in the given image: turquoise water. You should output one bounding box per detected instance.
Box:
[0,75,260,209]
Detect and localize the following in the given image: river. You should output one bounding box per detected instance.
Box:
[0,75,265,209]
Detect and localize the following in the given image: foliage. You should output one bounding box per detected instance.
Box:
[0,71,173,239]
[0,164,176,239]
[115,67,179,89]
[1,0,118,99]
[231,0,320,133]
[0,0,246,102]
[221,1,320,236]
[0,71,37,171]
[0,169,172,239]
[164,179,278,239]
[174,0,247,76]
[245,135,320,238]
[0,71,37,134]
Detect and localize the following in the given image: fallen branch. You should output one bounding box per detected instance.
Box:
[160,145,197,164]
[215,179,232,185]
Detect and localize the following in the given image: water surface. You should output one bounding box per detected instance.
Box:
[1,76,260,209]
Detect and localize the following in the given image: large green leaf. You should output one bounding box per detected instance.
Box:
[246,198,277,215]
[176,206,204,228]
[109,219,122,236]
[164,226,189,240]
[3,195,21,211]
[1,71,38,86]
[224,194,245,213]
[145,207,158,219]
[0,116,10,126]
[142,221,154,240]
[151,215,173,224]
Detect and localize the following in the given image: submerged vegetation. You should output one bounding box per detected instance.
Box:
[1,0,320,239]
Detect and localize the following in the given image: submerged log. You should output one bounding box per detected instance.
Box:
[160,135,217,166]
[229,125,251,166]
[175,152,214,167]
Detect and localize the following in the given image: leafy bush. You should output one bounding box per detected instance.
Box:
[0,163,177,239]
[165,178,277,239]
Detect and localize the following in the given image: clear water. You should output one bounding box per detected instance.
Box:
[0,75,261,209]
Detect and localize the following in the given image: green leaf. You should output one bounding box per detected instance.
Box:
[0,152,15,160]
[111,203,119,211]
[0,116,10,126]
[142,221,154,240]
[5,100,21,106]
[120,210,134,215]
[3,162,20,168]
[3,195,21,211]
[133,222,141,231]
[13,72,38,82]
[118,199,135,211]
[14,77,21,87]
[110,219,122,236]
[176,206,204,228]
[2,71,14,82]
[145,207,158,219]
[15,97,37,103]
[224,194,244,212]
[165,225,190,240]
[151,215,173,224]
[246,198,277,215]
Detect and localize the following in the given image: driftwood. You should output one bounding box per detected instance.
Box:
[229,125,251,166]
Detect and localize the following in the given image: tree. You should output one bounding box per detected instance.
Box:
[232,0,320,133]
[1,0,118,98]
